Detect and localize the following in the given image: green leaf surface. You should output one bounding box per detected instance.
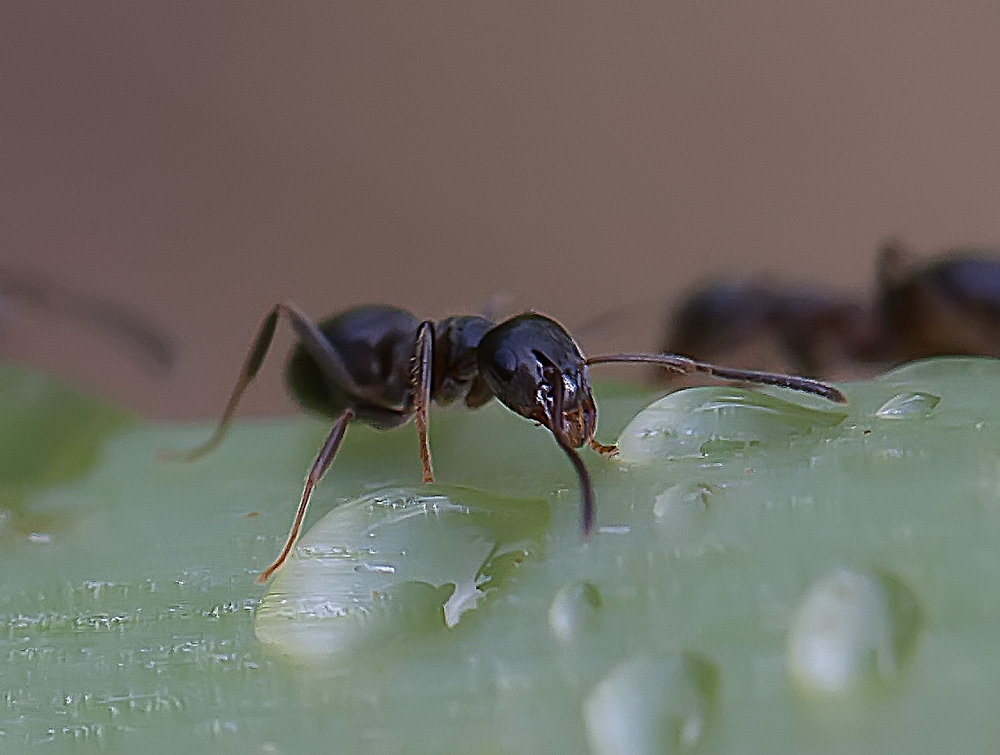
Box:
[1,359,999,753]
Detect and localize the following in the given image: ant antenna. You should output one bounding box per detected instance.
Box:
[586,353,847,403]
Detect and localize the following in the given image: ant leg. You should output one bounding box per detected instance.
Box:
[548,365,596,537]
[588,438,619,458]
[160,302,379,463]
[586,353,847,403]
[158,305,286,462]
[65,296,175,377]
[411,321,435,483]
[558,435,595,538]
[0,273,175,376]
[159,307,282,461]
[258,407,356,583]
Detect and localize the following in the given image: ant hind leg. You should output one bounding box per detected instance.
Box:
[257,407,356,583]
[158,305,285,462]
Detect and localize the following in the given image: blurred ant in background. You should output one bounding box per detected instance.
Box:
[658,238,1000,382]
[0,271,174,376]
[661,281,881,380]
[876,238,1000,363]
[0,272,174,538]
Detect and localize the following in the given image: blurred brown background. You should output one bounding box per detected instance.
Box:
[3,3,999,419]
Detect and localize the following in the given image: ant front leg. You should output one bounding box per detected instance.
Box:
[588,438,619,458]
[544,365,596,538]
[257,406,356,583]
[411,321,435,483]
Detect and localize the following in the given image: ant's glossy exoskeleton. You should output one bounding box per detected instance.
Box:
[877,239,1000,362]
[659,239,1000,382]
[660,280,880,380]
[162,303,846,583]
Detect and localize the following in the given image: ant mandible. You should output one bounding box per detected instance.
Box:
[162,304,847,583]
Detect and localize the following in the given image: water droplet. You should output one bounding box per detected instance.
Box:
[617,387,847,465]
[548,581,601,642]
[584,653,718,754]
[256,486,548,661]
[786,569,922,696]
[875,392,941,419]
[653,483,716,520]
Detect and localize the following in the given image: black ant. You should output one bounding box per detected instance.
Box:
[877,239,1000,362]
[162,303,846,583]
[659,239,1000,383]
[660,280,880,380]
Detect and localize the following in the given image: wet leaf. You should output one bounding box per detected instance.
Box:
[0,358,999,753]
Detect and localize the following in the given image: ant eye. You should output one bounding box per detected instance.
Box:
[491,346,519,380]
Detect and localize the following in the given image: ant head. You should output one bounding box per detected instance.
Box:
[477,313,597,448]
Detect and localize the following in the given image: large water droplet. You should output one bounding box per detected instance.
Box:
[617,387,848,465]
[255,486,548,661]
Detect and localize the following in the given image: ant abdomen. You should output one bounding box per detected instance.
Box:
[286,306,419,429]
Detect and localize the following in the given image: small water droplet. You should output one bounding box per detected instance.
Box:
[786,569,922,696]
[443,580,482,627]
[297,544,354,560]
[584,652,718,754]
[548,581,601,642]
[653,483,716,519]
[875,392,941,419]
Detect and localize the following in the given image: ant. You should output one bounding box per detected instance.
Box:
[660,280,880,380]
[162,303,847,583]
[659,238,1000,382]
[877,239,1000,362]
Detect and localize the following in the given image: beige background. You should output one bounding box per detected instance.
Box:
[3,3,999,419]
